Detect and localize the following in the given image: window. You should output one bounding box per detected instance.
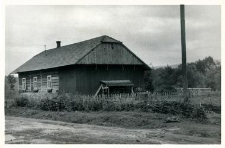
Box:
[22,78,26,90]
[47,75,52,89]
[33,77,37,88]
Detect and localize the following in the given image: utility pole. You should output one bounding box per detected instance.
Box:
[180,5,188,103]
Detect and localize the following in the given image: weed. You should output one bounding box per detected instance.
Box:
[11,93,210,121]
[14,97,29,107]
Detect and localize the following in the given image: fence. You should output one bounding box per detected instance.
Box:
[5,90,221,109]
[94,90,221,106]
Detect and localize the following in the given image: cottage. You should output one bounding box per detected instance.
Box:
[12,35,150,95]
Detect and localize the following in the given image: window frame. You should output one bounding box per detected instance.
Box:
[22,78,26,90]
[33,77,37,88]
[47,75,52,89]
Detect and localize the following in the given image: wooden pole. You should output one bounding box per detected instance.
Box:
[180,5,188,103]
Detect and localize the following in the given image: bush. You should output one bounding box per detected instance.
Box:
[26,98,40,109]
[120,103,135,111]
[88,100,103,111]
[38,97,53,111]
[149,101,207,121]
[12,93,208,121]
[134,101,148,112]
[103,100,115,111]
[38,96,67,111]
[201,104,221,114]
[72,100,85,111]
[191,106,207,121]
[14,97,29,107]
[151,101,179,114]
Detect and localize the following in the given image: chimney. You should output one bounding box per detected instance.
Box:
[56,41,61,48]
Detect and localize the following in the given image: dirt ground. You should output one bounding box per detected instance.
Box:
[5,116,220,144]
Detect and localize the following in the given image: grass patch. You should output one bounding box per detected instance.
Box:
[5,107,220,130]
[5,107,221,143]
[8,93,218,121]
[5,107,172,129]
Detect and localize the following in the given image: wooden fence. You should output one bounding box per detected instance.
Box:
[5,90,221,108]
[94,90,221,106]
[95,90,220,99]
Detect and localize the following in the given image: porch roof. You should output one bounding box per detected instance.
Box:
[100,80,134,87]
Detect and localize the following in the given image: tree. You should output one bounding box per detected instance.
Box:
[7,75,17,90]
[205,65,221,90]
[144,56,221,93]
[151,66,177,93]
[186,63,206,88]
[144,69,154,92]
[195,56,220,90]
[195,56,216,75]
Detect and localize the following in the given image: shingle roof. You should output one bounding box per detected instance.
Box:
[11,35,149,73]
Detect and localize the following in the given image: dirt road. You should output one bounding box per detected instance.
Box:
[5,116,220,144]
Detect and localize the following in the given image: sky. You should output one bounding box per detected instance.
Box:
[5,5,221,75]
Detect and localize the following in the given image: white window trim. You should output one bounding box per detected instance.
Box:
[47,75,52,89]
[33,77,37,82]
[33,77,37,88]
[22,78,26,90]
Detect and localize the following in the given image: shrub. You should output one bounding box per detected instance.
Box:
[38,97,53,111]
[38,97,63,111]
[88,100,103,111]
[12,93,208,121]
[103,100,115,111]
[149,101,207,121]
[37,93,73,111]
[192,106,207,121]
[14,96,29,107]
[56,95,67,111]
[201,104,221,114]
[71,96,85,111]
[121,103,135,111]
[134,101,147,111]
[73,100,85,111]
[27,98,40,109]
[151,101,177,114]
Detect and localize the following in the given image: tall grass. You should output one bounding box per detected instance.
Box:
[5,84,19,108]
[8,92,221,121]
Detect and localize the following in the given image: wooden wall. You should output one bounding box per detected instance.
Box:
[18,65,145,95]
[59,65,145,95]
[77,43,143,65]
[18,69,59,93]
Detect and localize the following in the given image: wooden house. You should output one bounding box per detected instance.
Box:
[12,35,150,95]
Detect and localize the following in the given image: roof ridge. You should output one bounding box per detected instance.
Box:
[45,35,105,52]
[101,35,122,43]
[101,35,107,42]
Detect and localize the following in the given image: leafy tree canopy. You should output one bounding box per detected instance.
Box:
[145,56,221,92]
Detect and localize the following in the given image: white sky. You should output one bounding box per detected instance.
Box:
[5,5,221,75]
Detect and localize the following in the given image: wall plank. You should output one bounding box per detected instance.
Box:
[77,43,143,65]
[59,65,145,95]
[18,70,59,93]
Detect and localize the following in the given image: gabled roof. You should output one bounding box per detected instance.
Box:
[12,35,150,73]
